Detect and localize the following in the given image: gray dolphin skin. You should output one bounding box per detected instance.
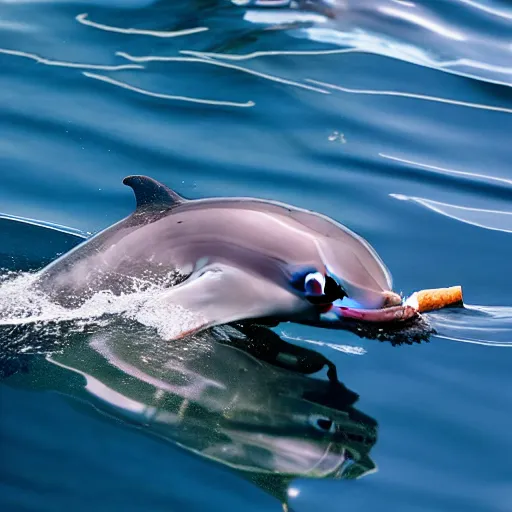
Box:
[35,176,416,340]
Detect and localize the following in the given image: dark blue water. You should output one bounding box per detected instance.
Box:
[1,1,512,511]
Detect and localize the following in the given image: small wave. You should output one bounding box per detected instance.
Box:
[380,154,512,188]
[0,47,143,71]
[428,304,512,348]
[290,2,512,87]
[76,13,208,39]
[0,212,89,238]
[305,78,512,114]
[118,50,330,95]
[376,5,465,42]
[390,194,512,234]
[83,72,255,108]
[458,0,512,20]
[180,48,360,61]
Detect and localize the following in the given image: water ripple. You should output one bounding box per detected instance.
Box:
[430,304,512,348]
[183,48,361,61]
[0,213,88,238]
[380,154,512,188]
[178,44,512,88]
[118,50,331,95]
[0,47,143,71]
[83,72,255,108]
[305,78,512,114]
[377,5,466,41]
[459,0,512,20]
[76,13,208,38]
[390,194,512,234]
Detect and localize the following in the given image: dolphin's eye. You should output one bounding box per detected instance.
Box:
[309,415,336,434]
[304,272,325,295]
[290,269,347,303]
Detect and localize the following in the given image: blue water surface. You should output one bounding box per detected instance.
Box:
[1,1,512,511]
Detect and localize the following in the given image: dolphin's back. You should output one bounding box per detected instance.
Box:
[36,192,390,307]
[35,198,320,306]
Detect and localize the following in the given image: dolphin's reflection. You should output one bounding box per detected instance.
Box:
[25,321,378,505]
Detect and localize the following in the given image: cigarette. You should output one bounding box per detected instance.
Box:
[405,286,463,313]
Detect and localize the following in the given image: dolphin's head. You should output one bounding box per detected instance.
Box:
[286,217,416,326]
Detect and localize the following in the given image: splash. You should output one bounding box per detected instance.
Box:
[0,269,204,354]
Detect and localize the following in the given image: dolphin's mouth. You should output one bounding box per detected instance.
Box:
[321,294,419,324]
[301,271,418,324]
[330,303,418,323]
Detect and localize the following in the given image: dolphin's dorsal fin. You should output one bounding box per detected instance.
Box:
[123,175,185,210]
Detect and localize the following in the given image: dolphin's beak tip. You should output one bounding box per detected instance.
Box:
[381,291,403,308]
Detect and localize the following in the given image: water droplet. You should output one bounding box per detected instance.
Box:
[328,131,346,143]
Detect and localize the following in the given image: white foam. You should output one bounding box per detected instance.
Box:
[0,270,205,345]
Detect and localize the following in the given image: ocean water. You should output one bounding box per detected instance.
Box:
[1,1,512,511]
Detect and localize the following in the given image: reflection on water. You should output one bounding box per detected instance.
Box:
[4,320,378,506]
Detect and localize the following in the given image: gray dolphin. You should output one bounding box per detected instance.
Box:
[35,176,416,340]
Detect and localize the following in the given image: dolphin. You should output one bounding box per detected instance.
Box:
[35,175,417,340]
